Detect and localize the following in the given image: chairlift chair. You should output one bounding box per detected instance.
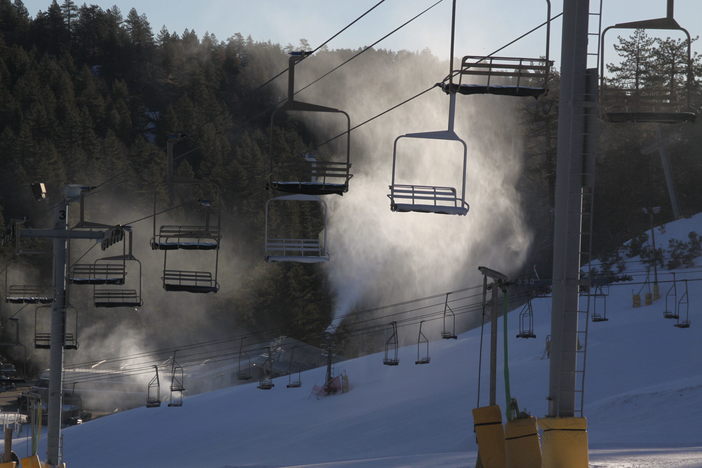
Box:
[591,285,610,322]
[264,194,329,263]
[93,227,142,308]
[269,52,352,196]
[258,347,275,390]
[4,261,52,304]
[237,337,253,381]
[388,92,469,216]
[155,199,221,294]
[383,321,400,366]
[442,1,552,99]
[674,279,690,328]
[516,299,537,338]
[33,305,78,350]
[285,347,302,388]
[441,293,458,339]
[168,353,185,407]
[663,273,679,319]
[146,365,161,408]
[415,321,431,365]
[599,3,696,124]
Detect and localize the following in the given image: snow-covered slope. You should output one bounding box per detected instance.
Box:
[13,215,702,467]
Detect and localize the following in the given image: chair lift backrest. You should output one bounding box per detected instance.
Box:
[599,2,695,123]
[268,53,351,194]
[448,1,552,96]
[264,194,329,262]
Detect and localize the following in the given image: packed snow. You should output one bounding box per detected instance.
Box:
[11,214,702,467]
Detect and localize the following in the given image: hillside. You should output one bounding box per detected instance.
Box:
[11,216,702,467]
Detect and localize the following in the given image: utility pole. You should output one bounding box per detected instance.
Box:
[20,185,113,466]
[643,206,661,300]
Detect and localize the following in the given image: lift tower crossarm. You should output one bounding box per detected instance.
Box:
[19,186,115,467]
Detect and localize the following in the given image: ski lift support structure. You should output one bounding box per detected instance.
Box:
[268,52,352,196]
[478,266,509,407]
[599,0,696,124]
[18,184,116,466]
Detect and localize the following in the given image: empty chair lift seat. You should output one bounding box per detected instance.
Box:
[601,88,696,123]
[151,225,220,250]
[68,263,125,285]
[270,159,352,196]
[388,185,469,216]
[6,286,52,304]
[162,270,219,293]
[94,288,141,308]
[34,333,77,350]
[265,238,328,263]
[442,56,551,99]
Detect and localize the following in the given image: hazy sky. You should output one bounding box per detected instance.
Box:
[22,0,702,67]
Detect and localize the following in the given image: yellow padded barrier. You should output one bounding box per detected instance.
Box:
[0,462,15,468]
[19,455,41,468]
[504,416,541,468]
[472,405,506,468]
[538,417,588,468]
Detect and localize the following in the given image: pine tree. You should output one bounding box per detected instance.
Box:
[606,29,656,90]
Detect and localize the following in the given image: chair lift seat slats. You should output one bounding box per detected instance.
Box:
[265,238,328,263]
[68,263,126,285]
[34,333,77,350]
[6,286,52,304]
[388,184,469,216]
[152,225,220,251]
[270,160,352,196]
[270,181,349,196]
[162,269,219,293]
[94,288,141,308]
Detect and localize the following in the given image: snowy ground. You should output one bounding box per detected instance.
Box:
[11,214,702,467]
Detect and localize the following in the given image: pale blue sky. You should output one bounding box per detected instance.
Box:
[22,0,702,66]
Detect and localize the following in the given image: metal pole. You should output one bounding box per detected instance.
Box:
[489,284,498,406]
[47,200,68,466]
[548,0,590,418]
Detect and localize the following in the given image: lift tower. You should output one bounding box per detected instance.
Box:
[544,0,591,466]
[20,185,115,466]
